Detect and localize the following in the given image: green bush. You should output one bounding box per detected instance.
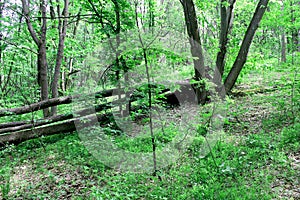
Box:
[280,123,300,150]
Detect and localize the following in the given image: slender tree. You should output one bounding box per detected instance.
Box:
[281,1,287,62]
[224,0,269,93]
[214,0,236,82]
[22,0,50,117]
[180,0,207,104]
[51,0,69,116]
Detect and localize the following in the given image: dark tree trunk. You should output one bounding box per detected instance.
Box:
[280,3,286,62]
[0,1,3,91]
[0,112,113,146]
[22,0,50,117]
[214,0,236,83]
[291,0,299,52]
[0,103,113,135]
[0,96,73,117]
[0,119,77,146]
[224,0,269,93]
[62,8,81,92]
[39,0,49,117]
[51,0,69,116]
[281,30,287,62]
[180,0,207,104]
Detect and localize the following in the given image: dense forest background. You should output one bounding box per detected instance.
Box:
[0,0,299,199]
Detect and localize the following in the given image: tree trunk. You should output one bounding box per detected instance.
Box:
[281,30,287,62]
[280,3,286,62]
[0,81,195,118]
[0,87,121,117]
[298,29,300,52]
[180,0,207,104]
[0,122,28,129]
[39,0,50,117]
[0,103,113,135]
[214,0,236,82]
[51,0,69,116]
[63,8,82,93]
[0,96,72,117]
[22,0,50,118]
[289,0,299,53]
[224,0,269,93]
[0,119,76,146]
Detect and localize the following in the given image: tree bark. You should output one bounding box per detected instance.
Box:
[180,0,207,104]
[281,30,287,62]
[0,102,113,134]
[291,1,298,52]
[22,0,50,117]
[51,0,69,116]
[214,0,236,81]
[0,96,73,117]
[62,8,82,93]
[224,0,269,93]
[280,2,286,62]
[0,122,28,129]
[0,87,120,117]
[0,81,193,117]
[0,83,197,145]
[0,119,75,146]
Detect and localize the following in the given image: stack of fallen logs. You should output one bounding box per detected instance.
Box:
[0,81,196,146]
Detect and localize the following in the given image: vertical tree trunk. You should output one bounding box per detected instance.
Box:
[280,3,286,63]
[214,0,236,81]
[224,0,269,93]
[51,0,69,116]
[289,0,299,53]
[62,8,81,92]
[149,0,155,28]
[22,0,50,118]
[180,0,207,104]
[295,0,300,52]
[0,1,4,91]
[281,30,287,62]
[39,0,50,117]
[298,29,300,52]
[111,0,124,116]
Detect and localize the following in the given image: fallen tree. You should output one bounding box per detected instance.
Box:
[0,102,113,134]
[0,113,110,146]
[0,96,73,117]
[0,81,194,118]
[0,81,197,145]
[0,88,119,117]
[0,121,29,129]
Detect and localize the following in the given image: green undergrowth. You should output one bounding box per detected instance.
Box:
[0,65,299,199]
[0,121,298,199]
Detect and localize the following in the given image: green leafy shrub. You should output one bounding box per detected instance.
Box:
[280,123,300,150]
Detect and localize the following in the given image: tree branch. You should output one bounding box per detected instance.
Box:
[21,0,39,45]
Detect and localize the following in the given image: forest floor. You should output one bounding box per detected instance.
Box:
[0,67,299,199]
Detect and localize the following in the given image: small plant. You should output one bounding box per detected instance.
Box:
[280,123,300,150]
[0,166,11,199]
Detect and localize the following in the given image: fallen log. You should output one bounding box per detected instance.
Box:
[0,81,198,145]
[0,121,29,129]
[0,96,73,117]
[0,81,194,118]
[0,101,113,134]
[231,86,277,97]
[0,113,110,146]
[0,113,74,134]
[0,88,120,118]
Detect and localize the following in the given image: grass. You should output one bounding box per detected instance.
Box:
[0,64,299,199]
[1,125,298,199]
